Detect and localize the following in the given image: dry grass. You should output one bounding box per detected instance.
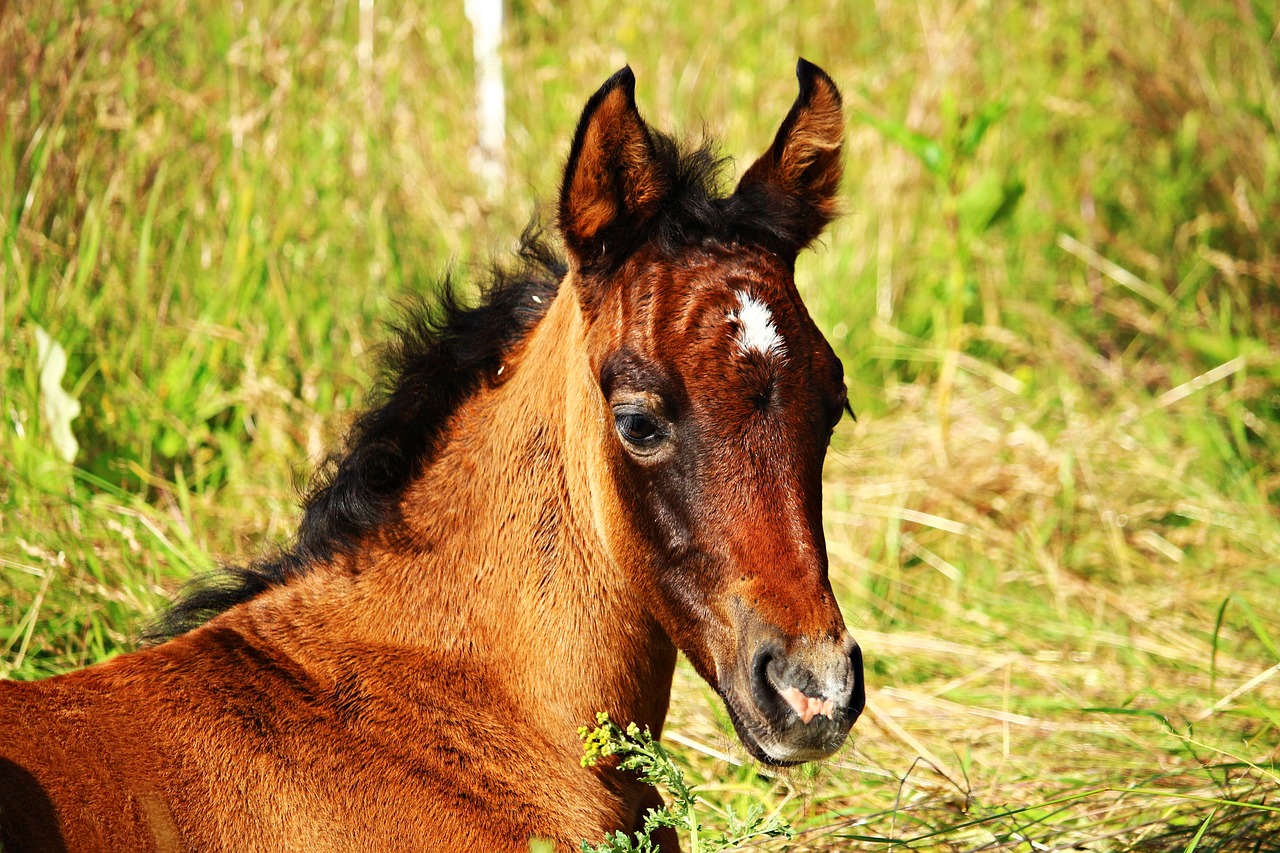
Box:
[3,0,1278,849]
[662,366,1279,848]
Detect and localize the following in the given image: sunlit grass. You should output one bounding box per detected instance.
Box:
[2,0,1277,849]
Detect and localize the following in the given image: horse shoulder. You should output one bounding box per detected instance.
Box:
[0,599,677,851]
[330,647,646,849]
[0,663,184,852]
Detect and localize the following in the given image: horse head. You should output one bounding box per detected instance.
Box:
[558,60,864,766]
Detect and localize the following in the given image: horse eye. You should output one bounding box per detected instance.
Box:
[615,411,661,447]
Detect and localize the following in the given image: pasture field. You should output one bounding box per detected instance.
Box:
[3,0,1278,849]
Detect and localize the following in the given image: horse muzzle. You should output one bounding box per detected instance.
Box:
[722,630,865,766]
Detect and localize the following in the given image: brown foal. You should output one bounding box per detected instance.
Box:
[1,59,864,851]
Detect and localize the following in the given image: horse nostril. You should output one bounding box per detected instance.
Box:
[848,641,866,721]
[748,642,786,714]
[750,644,777,693]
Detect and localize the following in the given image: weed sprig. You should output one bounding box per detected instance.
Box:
[578,713,791,853]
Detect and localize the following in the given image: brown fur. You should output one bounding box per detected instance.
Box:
[1,60,863,852]
[560,75,669,251]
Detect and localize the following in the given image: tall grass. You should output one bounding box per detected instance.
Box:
[3,0,1277,849]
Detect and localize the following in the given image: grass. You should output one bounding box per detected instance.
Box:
[3,0,1278,849]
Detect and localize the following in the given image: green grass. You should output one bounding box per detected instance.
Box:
[3,0,1278,849]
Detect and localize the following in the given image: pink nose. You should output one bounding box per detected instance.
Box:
[777,686,836,725]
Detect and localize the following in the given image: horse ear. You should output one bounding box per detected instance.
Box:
[559,67,669,273]
[734,59,844,254]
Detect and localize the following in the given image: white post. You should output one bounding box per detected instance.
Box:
[464,0,506,201]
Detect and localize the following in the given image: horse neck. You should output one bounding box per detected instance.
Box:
[318,279,676,736]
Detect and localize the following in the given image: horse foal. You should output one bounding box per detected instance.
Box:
[1,59,865,852]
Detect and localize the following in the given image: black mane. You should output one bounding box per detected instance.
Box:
[146,130,812,642]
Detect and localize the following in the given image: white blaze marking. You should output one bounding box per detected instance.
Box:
[728,291,785,358]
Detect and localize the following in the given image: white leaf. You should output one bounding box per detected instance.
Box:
[34,325,81,463]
